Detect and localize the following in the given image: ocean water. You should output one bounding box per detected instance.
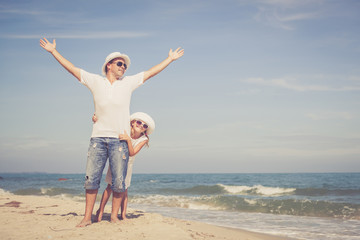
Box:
[0,172,359,240]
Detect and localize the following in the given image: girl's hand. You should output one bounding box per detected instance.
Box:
[39,38,56,53]
[119,130,131,141]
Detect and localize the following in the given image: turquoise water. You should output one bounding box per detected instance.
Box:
[1,172,359,239]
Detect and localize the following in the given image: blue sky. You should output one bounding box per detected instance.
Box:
[0,0,359,173]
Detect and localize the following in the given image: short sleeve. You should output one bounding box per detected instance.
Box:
[126,72,145,91]
[80,69,102,89]
[132,135,148,148]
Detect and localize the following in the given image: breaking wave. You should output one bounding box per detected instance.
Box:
[130,194,360,219]
[159,184,296,196]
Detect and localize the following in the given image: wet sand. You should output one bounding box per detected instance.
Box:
[0,193,295,240]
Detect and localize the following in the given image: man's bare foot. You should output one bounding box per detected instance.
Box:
[76,219,92,227]
[121,214,127,220]
[110,217,121,224]
[95,209,103,222]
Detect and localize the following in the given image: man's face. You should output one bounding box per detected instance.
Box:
[107,58,127,78]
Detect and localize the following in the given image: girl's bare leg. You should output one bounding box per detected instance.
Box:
[95,184,112,222]
[111,191,125,223]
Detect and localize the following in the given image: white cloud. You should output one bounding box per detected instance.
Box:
[250,0,324,30]
[254,9,320,30]
[1,31,150,39]
[0,136,88,151]
[306,111,354,120]
[0,9,48,15]
[275,12,319,22]
[255,0,323,8]
[0,136,51,150]
[242,146,360,158]
[151,143,206,152]
[237,133,360,158]
[0,5,55,16]
[243,76,360,92]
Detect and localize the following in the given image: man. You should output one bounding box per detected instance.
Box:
[39,38,184,227]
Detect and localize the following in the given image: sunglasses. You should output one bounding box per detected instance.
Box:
[136,120,148,129]
[114,61,127,70]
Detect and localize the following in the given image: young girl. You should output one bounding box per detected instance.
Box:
[94,112,155,222]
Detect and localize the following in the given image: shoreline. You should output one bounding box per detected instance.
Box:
[0,193,295,240]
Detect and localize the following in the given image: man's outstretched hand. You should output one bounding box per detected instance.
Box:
[40,38,56,53]
[168,47,184,61]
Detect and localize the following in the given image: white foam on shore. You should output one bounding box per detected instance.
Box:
[131,203,360,240]
[0,188,12,195]
[253,185,296,196]
[40,187,50,195]
[130,194,222,211]
[218,184,296,196]
[217,184,253,194]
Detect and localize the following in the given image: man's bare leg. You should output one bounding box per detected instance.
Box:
[77,189,98,227]
[120,189,128,220]
[111,191,125,223]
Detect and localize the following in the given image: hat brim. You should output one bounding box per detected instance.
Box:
[102,52,131,76]
[130,112,155,135]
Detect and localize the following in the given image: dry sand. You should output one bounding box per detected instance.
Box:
[0,193,295,240]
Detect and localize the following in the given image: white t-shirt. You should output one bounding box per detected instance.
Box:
[80,69,144,138]
[105,135,148,188]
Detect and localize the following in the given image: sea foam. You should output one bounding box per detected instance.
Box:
[218,184,296,196]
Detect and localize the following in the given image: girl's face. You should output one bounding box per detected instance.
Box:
[132,120,148,134]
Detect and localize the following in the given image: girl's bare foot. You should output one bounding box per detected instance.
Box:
[121,214,127,220]
[76,219,92,227]
[95,209,103,222]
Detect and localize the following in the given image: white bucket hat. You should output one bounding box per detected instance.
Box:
[130,112,155,135]
[102,52,131,76]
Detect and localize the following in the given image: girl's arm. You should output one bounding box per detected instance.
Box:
[119,131,148,156]
[131,140,148,157]
[94,114,148,156]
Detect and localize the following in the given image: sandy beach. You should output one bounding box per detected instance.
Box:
[0,193,294,240]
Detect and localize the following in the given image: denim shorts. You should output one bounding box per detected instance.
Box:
[84,137,129,192]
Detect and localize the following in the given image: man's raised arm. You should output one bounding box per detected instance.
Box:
[143,47,184,83]
[40,38,81,81]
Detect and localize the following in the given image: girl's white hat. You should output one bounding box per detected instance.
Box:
[102,52,131,76]
[130,112,155,135]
